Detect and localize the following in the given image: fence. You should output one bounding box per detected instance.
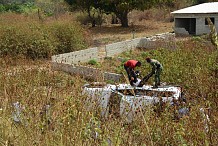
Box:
[51,32,175,82]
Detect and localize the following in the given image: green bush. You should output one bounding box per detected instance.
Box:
[0,14,89,59]
[76,13,93,25]
[51,21,88,54]
[88,59,98,65]
[76,12,104,26]
[0,23,55,59]
[0,4,6,12]
[0,2,36,13]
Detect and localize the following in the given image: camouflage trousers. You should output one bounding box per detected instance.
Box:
[154,67,162,86]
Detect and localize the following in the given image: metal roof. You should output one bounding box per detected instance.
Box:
[171,2,218,14]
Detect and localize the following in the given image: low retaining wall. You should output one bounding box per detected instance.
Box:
[52,32,175,64]
[52,62,122,82]
[51,32,175,82]
[52,47,99,65]
[106,33,175,57]
[105,39,140,57]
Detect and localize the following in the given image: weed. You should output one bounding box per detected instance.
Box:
[88,59,98,65]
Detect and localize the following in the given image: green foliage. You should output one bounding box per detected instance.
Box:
[0,0,34,5]
[65,0,105,27]
[88,59,98,65]
[35,0,68,17]
[51,21,88,54]
[0,2,36,13]
[65,0,157,27]
[192,36,202,42]
[0,23,55,59]
[76,12,94,25]
[97,0,156,27]
[0,4,6,12]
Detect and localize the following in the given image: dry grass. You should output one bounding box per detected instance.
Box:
[0,10,217,146]
[1,35,217,146]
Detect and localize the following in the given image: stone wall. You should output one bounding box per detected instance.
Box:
[52,47,99,65]
[51,32,175,82]
[52,32,175,64]
[52,62,122,82]
[105,33,175,57]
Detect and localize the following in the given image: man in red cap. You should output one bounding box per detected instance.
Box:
[124,60,141,85]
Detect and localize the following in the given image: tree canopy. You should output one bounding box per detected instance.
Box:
[65,0,157,27]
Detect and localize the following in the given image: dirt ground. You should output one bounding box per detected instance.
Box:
[88,19,174,47]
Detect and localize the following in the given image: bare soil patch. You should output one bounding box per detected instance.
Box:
[88,20,173,47]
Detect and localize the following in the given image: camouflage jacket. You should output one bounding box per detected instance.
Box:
[149,59,163,71]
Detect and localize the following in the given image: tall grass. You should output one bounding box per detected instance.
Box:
[0,13,90,59]
[0,37,217,145]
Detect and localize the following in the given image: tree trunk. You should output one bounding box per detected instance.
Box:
[87,7,96,27]
[117,11,129,27]
[111,14,118,24]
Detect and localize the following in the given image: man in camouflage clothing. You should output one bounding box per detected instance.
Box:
[146,57,163,88]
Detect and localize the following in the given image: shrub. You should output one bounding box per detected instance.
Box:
[0,4,6,12]
[0,14,89,59]
[76,11,105,26]
[0,22,55,59]
[88,59,98,65]
[51,21,88,54]
[76,13,93,25]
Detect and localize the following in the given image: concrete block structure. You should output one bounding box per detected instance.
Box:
[171,2,218,36]
[51,62,122,82]
[51,47,99,65]
[51,33,175,82]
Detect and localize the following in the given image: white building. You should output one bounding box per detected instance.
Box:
[171,2,218,35]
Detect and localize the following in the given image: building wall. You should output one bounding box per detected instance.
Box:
[173,13,218,35]
[196,14,218,35]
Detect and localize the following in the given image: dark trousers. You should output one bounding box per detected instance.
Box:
[124,65,137,85]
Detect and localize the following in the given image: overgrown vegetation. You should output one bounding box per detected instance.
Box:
[0,0,217,145]
[0,14,90,59]
[0,37,217,145]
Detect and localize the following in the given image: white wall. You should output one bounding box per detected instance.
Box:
[52,47,99,65]
[52,33,175,64]
[51,33,175,82]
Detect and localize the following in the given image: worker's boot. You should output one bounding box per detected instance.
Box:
[154,84,158,88]
[153,82,158,88]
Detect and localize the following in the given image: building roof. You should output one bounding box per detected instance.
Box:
[171,2,218,14]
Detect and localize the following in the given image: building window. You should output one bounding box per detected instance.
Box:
[205,17,215,25]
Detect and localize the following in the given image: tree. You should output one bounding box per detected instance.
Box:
[95,0,155,27]
[65,0,157,27]
[64,0,100,27]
